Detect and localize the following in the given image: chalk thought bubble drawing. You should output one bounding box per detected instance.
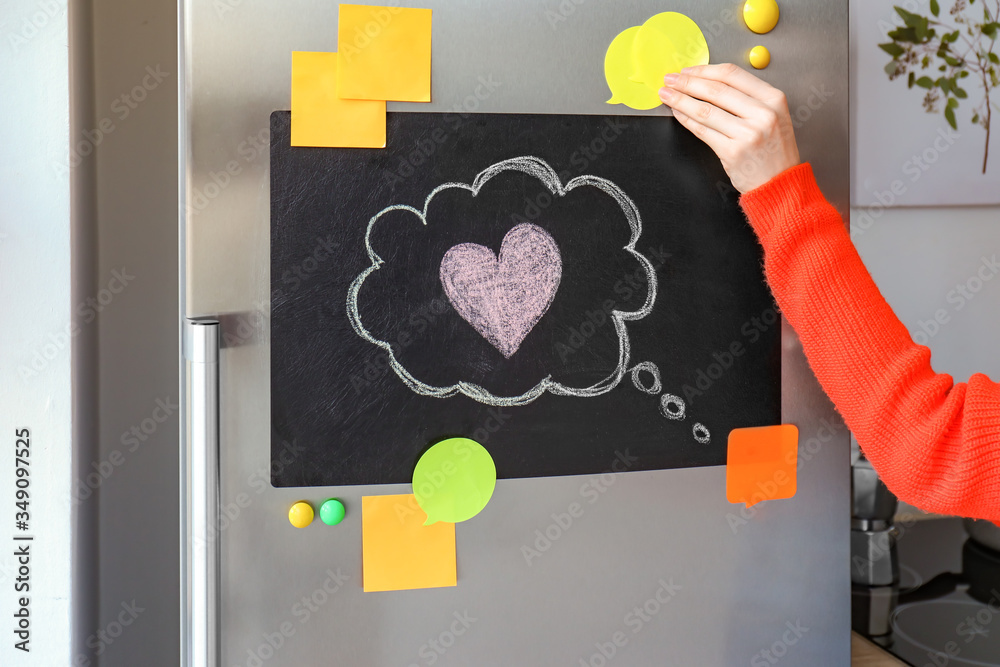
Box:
[346,156,657,406]
[440,223,562,359]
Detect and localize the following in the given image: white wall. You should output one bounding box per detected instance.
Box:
[0,1,79,664]
[850,207,1000,385]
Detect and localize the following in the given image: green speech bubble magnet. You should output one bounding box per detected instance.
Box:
[412,437,497,525]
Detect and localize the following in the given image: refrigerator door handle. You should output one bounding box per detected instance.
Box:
[182,318,220,667]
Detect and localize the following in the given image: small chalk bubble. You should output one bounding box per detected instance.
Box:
[692,422,711,444]
[659,393,686,420]
[630,361,662,395]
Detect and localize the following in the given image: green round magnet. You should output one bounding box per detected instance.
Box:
[319,498,346,526]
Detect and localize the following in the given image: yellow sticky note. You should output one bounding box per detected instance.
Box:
[291,51,386,148]
[362,494,456,592]
[337,5,432,102]
[726,425,798,508]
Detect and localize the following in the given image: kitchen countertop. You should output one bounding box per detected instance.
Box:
[851,632,906,666]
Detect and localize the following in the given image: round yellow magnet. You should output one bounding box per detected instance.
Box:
[743,0,780,34]
[288,501,314,528]
[749,45,771,70]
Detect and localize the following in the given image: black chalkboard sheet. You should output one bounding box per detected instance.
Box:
[269,110,780,487]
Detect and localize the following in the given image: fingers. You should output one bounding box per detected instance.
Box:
[658,85,746,140]
[662,70,764,122]
[659,63,800,194]
[678,63,785,109]
[669,108,731,158]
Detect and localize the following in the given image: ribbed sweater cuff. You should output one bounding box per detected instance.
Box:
[738,163,826,242]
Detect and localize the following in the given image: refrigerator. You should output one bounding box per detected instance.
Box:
[179,1,850,664]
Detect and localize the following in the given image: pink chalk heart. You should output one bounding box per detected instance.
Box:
[440,223,562,358]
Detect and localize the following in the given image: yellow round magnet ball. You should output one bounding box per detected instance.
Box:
[749,45,771,69]
[288,501,314,528]
[743,0,780,34]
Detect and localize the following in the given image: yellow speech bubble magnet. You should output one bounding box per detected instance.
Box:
[604,26,662,110]
[629,12,709,88]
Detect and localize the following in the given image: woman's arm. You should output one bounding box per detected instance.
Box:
[660,65,1000,520]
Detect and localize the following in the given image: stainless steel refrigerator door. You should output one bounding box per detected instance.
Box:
[180,1,850,664]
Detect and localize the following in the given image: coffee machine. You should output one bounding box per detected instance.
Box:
[852,446,1000,664]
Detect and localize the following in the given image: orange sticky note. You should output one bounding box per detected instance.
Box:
[291,51,386,148]
[337,5,432,102]
[362,494,456,592]
[726,425,798,508]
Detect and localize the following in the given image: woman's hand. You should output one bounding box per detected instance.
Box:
[658,63,800,194]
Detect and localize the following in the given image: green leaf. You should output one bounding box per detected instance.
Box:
[895,6,918,25]
[939,64,948,71]
[923,55,931,68]
[955,86,968,98]
[960,70,970,77]
[908,71,916,88]
[916,75,934,88]
[973,113,980,123]
[944,55,962,66]
[936,76,949,92]
[879,42,906,57]
[914,16,930,41]
[930,0,939,16]
[884,61,900,77]
[895,6,929,30]
[945,105,957,129]
[947,97,959,108]
[990,52,1000,64]
[983,22,1000,39]
[888,26,919,42]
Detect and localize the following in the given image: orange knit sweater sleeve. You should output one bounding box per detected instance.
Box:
[738,163,1000,521]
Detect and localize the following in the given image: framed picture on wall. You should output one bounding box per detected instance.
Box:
[852,0,1000,206]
